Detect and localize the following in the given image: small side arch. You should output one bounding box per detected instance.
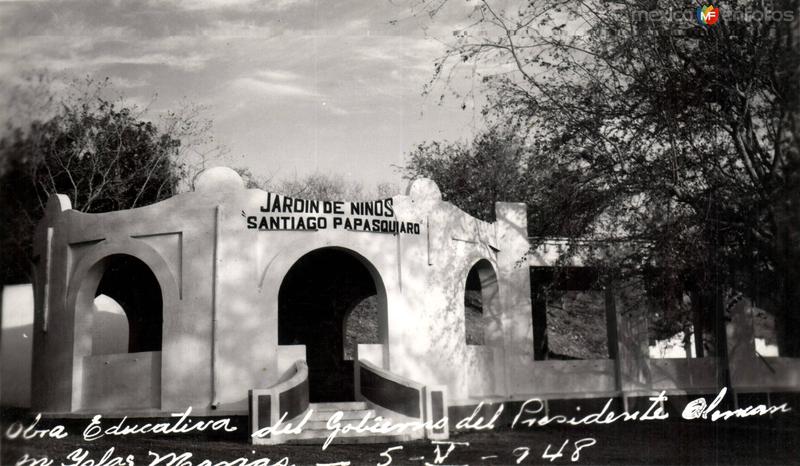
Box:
[462,258,500,346]
[66,238,179,410]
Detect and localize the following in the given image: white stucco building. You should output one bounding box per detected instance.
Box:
[25,167,800,443]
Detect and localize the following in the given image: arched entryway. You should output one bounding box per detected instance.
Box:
[278,247,387,402]
[92,254,163,354]
[71,250,168,411]
[464,259,499,346]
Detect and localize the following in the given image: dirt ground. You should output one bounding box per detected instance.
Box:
[3,411,799,466]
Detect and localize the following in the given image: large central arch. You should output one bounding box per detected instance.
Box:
[278,247,387,402]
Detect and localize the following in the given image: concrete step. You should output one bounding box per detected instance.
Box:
[290,426,388,440]
[286,434,414,445]
[309,401,368,412]
[309,408,375,422]
[304,414,382,430]
[279,401,417,444]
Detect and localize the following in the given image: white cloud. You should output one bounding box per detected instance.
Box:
[28,52,211,72]
[0,0,479,187]
[110,76,149,89]
[179,0,310,11]
[179,0,254,8]
[321,100,349,116]
[253,69,301,81]
[233,77,318,97]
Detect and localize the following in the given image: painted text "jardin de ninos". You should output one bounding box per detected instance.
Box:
[246,194,421,234]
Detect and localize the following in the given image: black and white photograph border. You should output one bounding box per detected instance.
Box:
[1,1,799,465]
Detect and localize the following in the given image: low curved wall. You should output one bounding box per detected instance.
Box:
[355,359,449,440]
[357,359,423,419]
[249,360,309,445]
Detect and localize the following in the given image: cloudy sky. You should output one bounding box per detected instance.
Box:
[0,0,487,189]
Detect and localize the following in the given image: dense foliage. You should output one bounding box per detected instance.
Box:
[407,0,800,355]
[0,93,184,284]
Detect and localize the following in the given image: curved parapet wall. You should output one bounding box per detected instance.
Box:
[357,359,424,419]
[355,359,449,440]
[249,360,309,445]
[30,166,527,416]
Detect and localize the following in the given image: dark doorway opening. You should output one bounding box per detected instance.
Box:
[278,248,384,402]
[464,259,499,346]
[94,254,163,353]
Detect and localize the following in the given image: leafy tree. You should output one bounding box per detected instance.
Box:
[413,0,800,355]
[235,168,400,201]
[0,78,190,285]
[277,172,367,201]
[233,166,272,190]
[404,127,615,238]
[404,129,526,222]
